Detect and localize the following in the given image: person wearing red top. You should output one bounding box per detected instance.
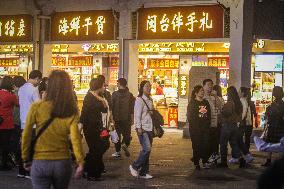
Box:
[0,76,18,171]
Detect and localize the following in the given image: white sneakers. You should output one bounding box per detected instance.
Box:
[202,163,211,169]
[112,152,121,158]
[244,154,254,163]
[129,165,153,179]
[129,165,138,177]
[229,154,254,164]
[140,174,153,179]
[228,158,239,164]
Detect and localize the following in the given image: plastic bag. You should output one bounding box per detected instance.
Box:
[110,130,119,144]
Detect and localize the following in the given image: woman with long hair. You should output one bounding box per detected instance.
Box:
[262,86,284,167]
[219,86,246,168]
[237,87,256,164]
[80,78,108,181]
[21,70,84,189]
[129,80,154,179]
[0,76,18,171]
[187,85,211,170]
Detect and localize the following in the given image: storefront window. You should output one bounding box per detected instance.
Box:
[51,43,119,97]
[0,45,33,79]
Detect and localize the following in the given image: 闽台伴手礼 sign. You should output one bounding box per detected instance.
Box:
[137,5,224,40]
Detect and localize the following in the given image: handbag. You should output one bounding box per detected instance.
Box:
[110,130,119,143]
[26,117,54,163]
[141,97,164,138]
[100,128,110,139]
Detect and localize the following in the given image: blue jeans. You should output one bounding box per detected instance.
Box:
[132,131,153,176]
[220,123,241,163]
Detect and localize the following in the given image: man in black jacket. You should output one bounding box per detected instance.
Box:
[111,78,135,158]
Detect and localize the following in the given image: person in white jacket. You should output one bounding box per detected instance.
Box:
[129,80,154,179]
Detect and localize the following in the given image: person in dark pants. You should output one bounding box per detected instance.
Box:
[218,86,246,168]
[235,87,257,164]
[0,76,18,171]
[187,85,211,170]
[203,80,223,164]
[111,78,135,158]
[80,78,108,181]
[11,76,26,169]
[18,70,42,178]
[262,86,284,167]
[208,85,225,164]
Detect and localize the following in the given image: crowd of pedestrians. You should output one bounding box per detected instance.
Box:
[0,70,284,189]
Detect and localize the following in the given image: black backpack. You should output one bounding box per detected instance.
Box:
[141,98,164,138]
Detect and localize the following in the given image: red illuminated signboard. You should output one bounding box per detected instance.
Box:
[147,58,179,69]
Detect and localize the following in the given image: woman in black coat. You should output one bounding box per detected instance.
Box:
[187,85,211,170]
[80,78,108,181]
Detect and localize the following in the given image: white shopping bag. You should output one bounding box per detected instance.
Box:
[110,130,119,144]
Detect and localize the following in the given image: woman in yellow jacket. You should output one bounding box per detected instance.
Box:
[21,70,85,189]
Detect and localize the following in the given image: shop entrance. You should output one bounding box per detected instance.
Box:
[251,54,283,126]
[138,42,230,128]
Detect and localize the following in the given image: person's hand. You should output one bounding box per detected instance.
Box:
[137,128,143,135]
[74,164,84,179]
[24,162,32,171]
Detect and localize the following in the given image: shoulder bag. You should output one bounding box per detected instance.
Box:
[141,97,164,138]
[26,117,54,163]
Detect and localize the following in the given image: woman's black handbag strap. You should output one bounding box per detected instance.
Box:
[28,117,54,162]
[141,97,152,112]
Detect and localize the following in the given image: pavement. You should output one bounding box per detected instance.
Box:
[0,129,276,189]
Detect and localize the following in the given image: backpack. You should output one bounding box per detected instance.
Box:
[141,98,164,138]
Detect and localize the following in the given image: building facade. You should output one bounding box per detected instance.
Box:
[0,0,283,128]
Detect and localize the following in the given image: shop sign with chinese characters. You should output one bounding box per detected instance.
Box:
[109,68,119,85]
[168,107,178,128]
[52,57,67,66]
[0,58,19,67]
[51,10,117,41]
[139,42,229,53]
[147,58,179,69]
[191,56,229,69]
[0,15,32,42]
[178,74,189,97]
[68,56,93,66]
[109,57,119,67]
[0,45,33,53]
[137,5,224,40]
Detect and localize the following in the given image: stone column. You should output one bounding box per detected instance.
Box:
[118,6,139,94]
[42,44,52,77]
[229,0,254,89]
[126,41,139,95]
